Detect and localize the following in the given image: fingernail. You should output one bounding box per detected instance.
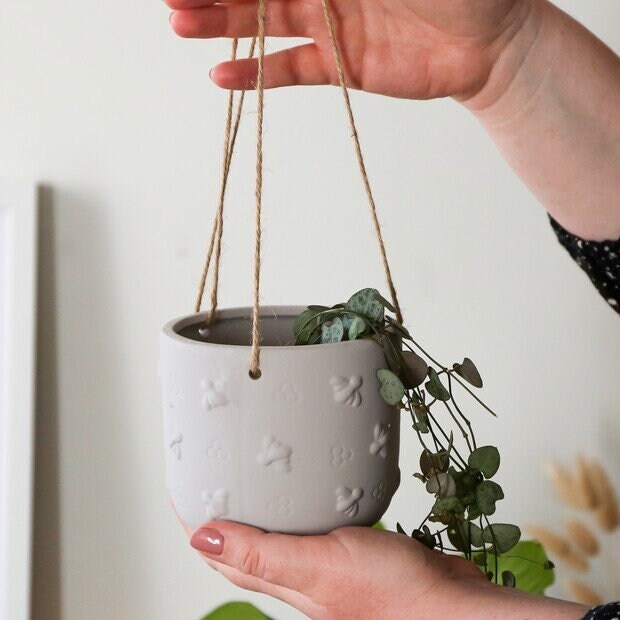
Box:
[190,527,225,556]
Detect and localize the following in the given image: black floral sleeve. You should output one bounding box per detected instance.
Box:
[550,217,620,315]
[583,602,620,619]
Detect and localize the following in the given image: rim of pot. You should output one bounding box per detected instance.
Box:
[163,305,378,351]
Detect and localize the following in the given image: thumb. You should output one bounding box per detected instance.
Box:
[190,521,340,593]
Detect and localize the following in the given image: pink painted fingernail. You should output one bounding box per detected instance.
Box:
[190,527,225,556]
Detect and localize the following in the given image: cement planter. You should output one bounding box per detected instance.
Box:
[160,306,401,535]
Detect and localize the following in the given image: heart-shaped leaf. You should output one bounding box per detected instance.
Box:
[453,358,483,388]
[432,496,464,515]
[321,317,344,344]
[345,288,384,323]
[381,331,402,375]
[476,480,504,516]
[482,523,521,554]
[425,368,450,401]
[468,446,501,479]
[294,308,322,343]
[448,522,483,552]
[401,351,428,388]
[426,473,456,498]
[347,316,366,340]
[377,369,405,405]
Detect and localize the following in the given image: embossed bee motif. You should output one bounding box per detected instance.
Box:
[202,489,229,520]
[335,486,364,518]
[201,378,228,411]
[372,480,387,502]
[370,423,390,458]
[257,435,292,473]
[169,428,183,460]
[331,445,354,467]
[330,376,363,407]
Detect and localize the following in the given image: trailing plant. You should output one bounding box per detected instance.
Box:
[293,287,555,588]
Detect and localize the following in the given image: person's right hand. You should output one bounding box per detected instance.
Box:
[166,0,534,102]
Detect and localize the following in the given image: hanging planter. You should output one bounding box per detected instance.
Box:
[161,305,401,534]
[160,0,406,535]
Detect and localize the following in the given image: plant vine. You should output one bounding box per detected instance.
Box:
[293,288,554,587]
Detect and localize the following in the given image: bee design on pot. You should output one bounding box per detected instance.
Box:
[335,486,364,518]
[330,375,363,408]
[257,435,292,473]
[201,378,228,411]
[169,427,183,460]
[202,489,229,520]
[370,423,390,458]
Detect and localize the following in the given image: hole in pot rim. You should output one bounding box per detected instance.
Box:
[165,306,372,350]
[249,368,262,380]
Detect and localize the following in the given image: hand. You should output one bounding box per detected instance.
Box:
[188,521,589,619]
[165,0,533,101]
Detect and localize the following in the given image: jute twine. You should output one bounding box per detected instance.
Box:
[195,0,403,378]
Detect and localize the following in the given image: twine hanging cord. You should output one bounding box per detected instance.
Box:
[195,0,403,379]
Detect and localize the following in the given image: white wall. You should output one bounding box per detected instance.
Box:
[1,1,619,618]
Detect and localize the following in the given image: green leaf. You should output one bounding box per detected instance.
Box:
[453,358,483,388]
[412,525,436,550]
[425,368,450,401]
[382,332,403,375]
[482,523,521,554]
[294,308,322,344]
[469,522,484,548]
[202,602,273,620]
[468,446,501,479]
[413,405,430,434]
[468,503,482,520]
[373,521,386,530]
[345,288,384,323]
[321,317,344,344]
[448,522,484,552]
[432,496,464,515]
[502,571,516,588]
[401,351,428,388]
[476,481,504,516]
[426,473,456,498]
[487,541,555,595]
[377,369,405,406]
[419,449,449,476]
[348,316,366,340]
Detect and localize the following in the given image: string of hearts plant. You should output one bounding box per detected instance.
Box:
[293,287,555,588]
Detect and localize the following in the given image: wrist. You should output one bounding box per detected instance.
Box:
[452,577,589,620]
[460,0,557,124]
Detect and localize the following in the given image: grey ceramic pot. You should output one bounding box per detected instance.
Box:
[160,306,401,535]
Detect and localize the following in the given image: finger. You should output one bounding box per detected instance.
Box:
[164,0,218,9]
[211,43,330,90]
[189,521,343,593]
[170,0,312,40]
